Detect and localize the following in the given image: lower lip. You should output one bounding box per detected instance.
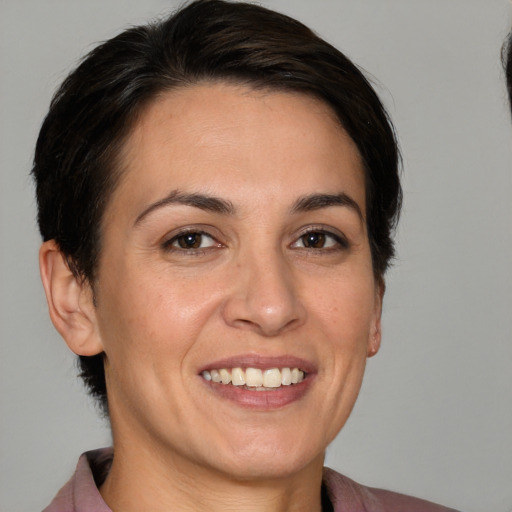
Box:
[201,377,313,409]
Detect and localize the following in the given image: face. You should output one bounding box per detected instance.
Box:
[90,83,382,481]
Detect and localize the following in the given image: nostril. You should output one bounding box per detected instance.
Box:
[236,318,256,328]
[229,315,302,337]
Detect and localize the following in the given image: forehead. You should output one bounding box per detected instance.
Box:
[111,82,366,217]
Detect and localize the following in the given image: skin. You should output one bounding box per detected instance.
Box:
[40,83,383,512]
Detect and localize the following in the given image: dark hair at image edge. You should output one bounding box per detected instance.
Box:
[503,31,512,112]
[32,0,402,415]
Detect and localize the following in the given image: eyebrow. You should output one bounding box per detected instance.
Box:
[134,190,235,225]
[291,193,364,221]
[134,190,363,226]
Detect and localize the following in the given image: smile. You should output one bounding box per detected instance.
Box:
[201,367,305,390]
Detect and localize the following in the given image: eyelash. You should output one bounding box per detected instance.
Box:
[292,227,349,252]
[161,229,222,254]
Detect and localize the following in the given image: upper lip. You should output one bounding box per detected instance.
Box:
[198,354,316,374]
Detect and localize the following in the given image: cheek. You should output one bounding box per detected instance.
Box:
[307,269,376,411]
[311,270,377,342]
[96,266,222,363]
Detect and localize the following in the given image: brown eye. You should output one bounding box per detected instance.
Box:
[176,233,203,249]
[301,232,326,248]
[164,231,217,251]
[291,229,348,251]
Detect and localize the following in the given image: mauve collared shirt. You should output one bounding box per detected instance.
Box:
[42,448,461,512]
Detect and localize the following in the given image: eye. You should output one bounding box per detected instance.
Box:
[163,231,218,251]
[291,229,348,250]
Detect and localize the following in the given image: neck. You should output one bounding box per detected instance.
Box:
[100,438,325,512]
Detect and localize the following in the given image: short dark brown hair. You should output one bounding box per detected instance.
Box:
[503,32,512,112]
[32,0,402,414]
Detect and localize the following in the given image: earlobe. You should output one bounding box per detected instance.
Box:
[39,240,103,356]
[367,327,381,358]
[367,280,384,358]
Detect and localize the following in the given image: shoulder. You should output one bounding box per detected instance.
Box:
[323,467,462,512]
[42,448,113,512]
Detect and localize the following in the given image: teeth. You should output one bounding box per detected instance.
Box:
[281,367,292,386]
[219,368,231,384]
[263,368,281,388]
[245,368,263,387]
[231,367,245,386]
[202,367,305,389]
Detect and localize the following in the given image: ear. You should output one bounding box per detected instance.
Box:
[39,240,103,356]
[367,279,384,358]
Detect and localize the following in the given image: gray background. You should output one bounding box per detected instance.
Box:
[1,1,511,511]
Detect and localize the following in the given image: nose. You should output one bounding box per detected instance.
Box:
[221,249,306,337]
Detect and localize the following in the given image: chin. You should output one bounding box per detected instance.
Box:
[203,438,325,482]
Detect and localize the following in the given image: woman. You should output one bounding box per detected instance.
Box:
[33,1,459,510]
